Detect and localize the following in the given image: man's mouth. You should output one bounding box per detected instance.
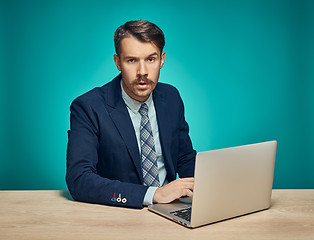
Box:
[136,81,149,89]
[138,82,148,86]
[135,77,153,89]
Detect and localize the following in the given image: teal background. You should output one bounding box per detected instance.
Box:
[1,0,313,190]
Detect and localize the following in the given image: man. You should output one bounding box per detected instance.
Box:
[66,20,196,209]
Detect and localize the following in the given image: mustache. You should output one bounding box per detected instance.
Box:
[136,76,154,84]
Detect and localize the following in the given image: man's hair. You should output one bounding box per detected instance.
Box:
[114,20,165,56]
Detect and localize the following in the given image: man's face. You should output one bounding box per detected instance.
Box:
[114,37,166,102]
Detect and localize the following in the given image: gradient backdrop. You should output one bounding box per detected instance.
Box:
[1,0,313,190]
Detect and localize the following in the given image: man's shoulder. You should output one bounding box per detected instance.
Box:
[71,85,105,108]
[155,82,181,99]
[71,75,120,106]
[155,82,180,94]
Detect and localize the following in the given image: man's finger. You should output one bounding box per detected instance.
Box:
[183,189,193,199]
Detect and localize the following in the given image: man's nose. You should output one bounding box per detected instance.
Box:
[137,61,148,76]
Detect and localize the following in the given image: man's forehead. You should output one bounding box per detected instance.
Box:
[119,37,161,56]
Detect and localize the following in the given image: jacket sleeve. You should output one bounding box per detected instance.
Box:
[176,91,196,178]
[66,98,148,209]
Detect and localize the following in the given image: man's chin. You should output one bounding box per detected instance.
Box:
[132,91,151,102]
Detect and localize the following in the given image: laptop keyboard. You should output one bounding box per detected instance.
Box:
[170,207,191,222]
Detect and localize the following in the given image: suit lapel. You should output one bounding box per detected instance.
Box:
[153,87,176,180]
[105,75,143,183]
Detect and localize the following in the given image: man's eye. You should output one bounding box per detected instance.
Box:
[128,59,135,63]
[148,58,155,62]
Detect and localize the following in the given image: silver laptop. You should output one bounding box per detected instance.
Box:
[148,140,277,228]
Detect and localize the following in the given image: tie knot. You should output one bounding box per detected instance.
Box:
[139,103,149,117]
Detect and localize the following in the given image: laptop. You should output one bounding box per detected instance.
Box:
[148,140,277,228]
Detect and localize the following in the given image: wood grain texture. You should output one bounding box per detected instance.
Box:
[0,190,313,240]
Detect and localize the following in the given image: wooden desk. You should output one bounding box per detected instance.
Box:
[0,190,313,239]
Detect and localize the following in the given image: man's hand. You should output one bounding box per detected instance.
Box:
[153,178,194,204]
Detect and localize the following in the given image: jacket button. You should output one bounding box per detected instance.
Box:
[116,193,122,202]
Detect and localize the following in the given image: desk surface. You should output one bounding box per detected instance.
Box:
[0,190,314,240]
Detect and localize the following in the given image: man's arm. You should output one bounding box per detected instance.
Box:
[175,91,196,178]
[66,97,148,209]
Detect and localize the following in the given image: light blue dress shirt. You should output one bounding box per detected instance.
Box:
[121,81,168,205]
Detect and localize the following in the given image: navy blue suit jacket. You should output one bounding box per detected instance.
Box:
[66,74,196,209]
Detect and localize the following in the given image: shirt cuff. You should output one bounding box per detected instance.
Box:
[143,186,158,206]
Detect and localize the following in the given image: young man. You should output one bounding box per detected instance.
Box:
[66,20,196,209]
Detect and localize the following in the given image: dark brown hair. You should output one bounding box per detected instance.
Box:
[114,20,165,56]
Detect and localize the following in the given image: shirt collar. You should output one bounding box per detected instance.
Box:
[121,79,153,114]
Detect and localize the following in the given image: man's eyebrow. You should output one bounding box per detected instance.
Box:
[124,55,138,59]
[123,52,159,59]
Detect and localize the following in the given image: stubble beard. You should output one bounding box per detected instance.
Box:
[133,76,156,98]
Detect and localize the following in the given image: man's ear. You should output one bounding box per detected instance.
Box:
[114,54,121,71]
[160,51,166,69]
